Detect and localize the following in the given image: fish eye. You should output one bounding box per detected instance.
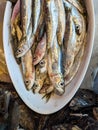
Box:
[59,81,65,87]
[25,80,30,85]
[75,24,81,35]
[39,60,45,67]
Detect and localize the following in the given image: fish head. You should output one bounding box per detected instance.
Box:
[15,39,28,58]
[53,74,65,96]
[24,73,35,90]
[38,56,47,73]
[32,80,43,93]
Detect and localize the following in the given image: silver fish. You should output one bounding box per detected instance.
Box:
[11,0,20,23]
[65,40,85,85]
[21,50,35,90]
[56,0,66,46]
[16,0,41,58]
[33,34,46,65]
[48,37,65,95]
[63,4,86,77]
[45,0,58,49]
[33,53,48,93]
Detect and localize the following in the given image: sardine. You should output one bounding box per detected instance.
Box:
[11,10,22,64]
[32,0,41,35]
[11,0,20,23]
[64,35,86,85]
[48,37,65,95]
[20,0,32,37]
[62,4,86,77]
[15,0,36,58]
[62,9,75,77]
[56,0,66,46]
[35,0,45,42]
[33,34,46,65]
[45,0,58,49]
[33,53,48,93]
[21,50,35,90]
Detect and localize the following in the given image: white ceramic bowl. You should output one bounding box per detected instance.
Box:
[3,0,95,114]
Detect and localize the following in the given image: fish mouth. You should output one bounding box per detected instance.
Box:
[25,78,34,90]
[54,86,65,96]
[15,40,30,58]
[32,82,42,93]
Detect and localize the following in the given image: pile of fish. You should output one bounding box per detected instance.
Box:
[10,0,87,97]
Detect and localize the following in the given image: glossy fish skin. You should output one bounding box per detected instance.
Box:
[32,0,41,35]
[33,54,48,93]
[45,0,58,49]
[35,0,45,42]
[69,89,96,111]
[11,8,22,64]
[33,34,46,65]
[63,3,86,77]
[20,0,32,37]
[64,35,86,85]
[56,0,66,46]
[62,9,76,77]
[15,0,33,58]
[21,50,35,90]
[48,37,65,95]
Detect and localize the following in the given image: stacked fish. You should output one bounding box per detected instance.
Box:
[10,0,87,97]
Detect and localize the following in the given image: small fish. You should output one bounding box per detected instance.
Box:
[56,0,66,45]
[33,34,46,65]
[64,35,86,85]
[33,54,48,93]
[69,89,96,111]
[15,0,34,58]
[21,50,35,90]
[45,0,58,49]
[48,37,65,95]
[20,0,32,37]
[32,0,41,35]
[35,0,45,42]
[11,13,22,64]
[62,4,86,77]
[62,8,75,77]
[11,0,20,23]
